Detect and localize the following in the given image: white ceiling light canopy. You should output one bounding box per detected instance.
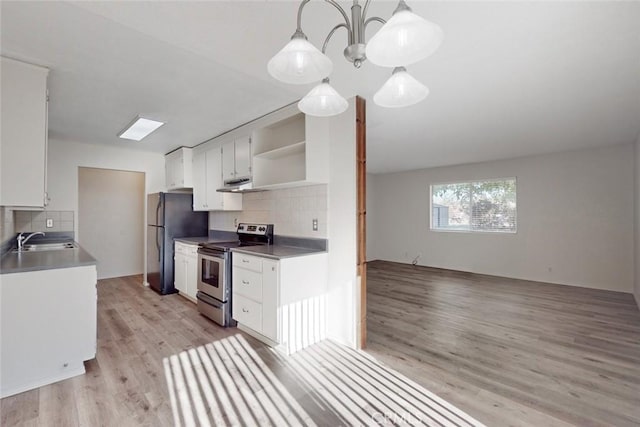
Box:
[268,0,443,116]
[118,116,164,141]
[374,66,429,108]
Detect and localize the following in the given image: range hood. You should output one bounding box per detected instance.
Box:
[217,177,264,193]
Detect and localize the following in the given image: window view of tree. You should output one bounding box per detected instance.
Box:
[431,179,516,232]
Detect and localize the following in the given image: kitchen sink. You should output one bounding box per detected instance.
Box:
[13,242,77,253]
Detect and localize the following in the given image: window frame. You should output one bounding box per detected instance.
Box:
[429,177,518,234]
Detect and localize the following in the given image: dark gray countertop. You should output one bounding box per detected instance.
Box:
[231,245,326,260]
[174,237,238,245]
[174,237,212,245]
[1,243,97,275]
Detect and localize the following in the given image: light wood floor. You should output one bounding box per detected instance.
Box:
[1,274,483,427]
[365,260,640,427]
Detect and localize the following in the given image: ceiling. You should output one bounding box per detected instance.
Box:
[1,1,639,174]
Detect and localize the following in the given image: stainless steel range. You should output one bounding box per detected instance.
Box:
[196,223,274,326]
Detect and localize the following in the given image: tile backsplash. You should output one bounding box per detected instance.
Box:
[0,207,15,243]
[14,210,74,233]
[209,184,327,238]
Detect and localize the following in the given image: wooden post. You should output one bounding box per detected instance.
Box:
[356,96,367,348]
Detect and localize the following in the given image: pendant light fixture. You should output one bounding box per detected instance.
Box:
[298,78,349,117]
[267,0,443,116]
[373,67,429,108]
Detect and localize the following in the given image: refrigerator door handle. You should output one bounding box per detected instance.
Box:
[156,196,161,226]
[156,228,161,262]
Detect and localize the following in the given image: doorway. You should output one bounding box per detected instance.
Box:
[78,167,145,279]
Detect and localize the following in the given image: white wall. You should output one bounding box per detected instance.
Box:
[368,144,635,293]
[366,173,376,262]
[325,99,358,347]
[47,139,165,281]
[635,134,640,307]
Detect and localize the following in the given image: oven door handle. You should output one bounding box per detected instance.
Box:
[198,251,225,260]
[197,291,224,308]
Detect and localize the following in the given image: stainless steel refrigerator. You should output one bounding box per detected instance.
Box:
[147,192,208,295]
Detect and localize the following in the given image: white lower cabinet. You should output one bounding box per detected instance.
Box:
[232,251,327,354]
[174,242,198,301]
[1,265,97,398]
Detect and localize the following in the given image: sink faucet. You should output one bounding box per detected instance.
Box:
[17,231,45,252]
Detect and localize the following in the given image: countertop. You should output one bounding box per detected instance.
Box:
[231,245,326,260]
[1,242,97,275]
[174,236,214,245]
[174,237,237,245]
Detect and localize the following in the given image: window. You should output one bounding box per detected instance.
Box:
[430,178,517,233]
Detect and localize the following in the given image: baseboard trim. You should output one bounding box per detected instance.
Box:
[0,363,85,399]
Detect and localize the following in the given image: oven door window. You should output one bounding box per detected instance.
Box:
[201,258,221,288]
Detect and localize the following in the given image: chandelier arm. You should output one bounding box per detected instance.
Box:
[296,0,312,31]
[321,23,349,54]
[362,0,371,21]
[363,16,386,38]
[324,0,352,34]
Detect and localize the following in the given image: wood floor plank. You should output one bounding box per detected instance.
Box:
[2,272,484,427]
[365,260,640,427]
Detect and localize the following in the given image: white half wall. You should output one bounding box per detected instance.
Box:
[47,139,165,281]
[368,144,634,293]
[325,99,358,347]
[635,133,640,307]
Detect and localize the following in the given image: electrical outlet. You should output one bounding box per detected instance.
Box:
[234,218,238,227]
[312,218,318,231]
[46,219,53,228]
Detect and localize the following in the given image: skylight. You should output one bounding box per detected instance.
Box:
[118,117,164,141]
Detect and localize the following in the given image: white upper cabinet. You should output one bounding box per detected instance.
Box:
[192,144,242,211]
[251,113,329,189]
[221,140,236,182]
[192,152,207,209]
[234,136,252,179]
[221,136,252,183]
[165,147,193,190]
[0,57,49,207]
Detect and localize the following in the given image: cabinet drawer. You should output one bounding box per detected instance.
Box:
[233,253,262,272]
[233,294,262,332]
[186,245,198,256]
[233,267,262,302]
[175,243,186,255]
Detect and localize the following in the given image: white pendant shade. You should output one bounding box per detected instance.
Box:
[298,80,348,117]
[374,67,429,108]
[267,37,333,85]
[366,9,443,67]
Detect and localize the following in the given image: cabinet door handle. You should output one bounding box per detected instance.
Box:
[242,259,249,263]
[242,280,249,284]
[242,308,249,313]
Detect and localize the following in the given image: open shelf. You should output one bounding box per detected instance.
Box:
[254,141,305,160]
[252,146,306,188]
[252,113,305,155]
